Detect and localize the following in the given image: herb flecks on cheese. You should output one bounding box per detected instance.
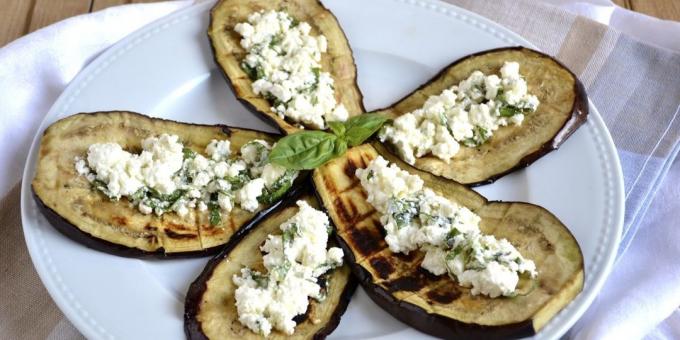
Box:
[234,10,348,129]
[379,62,540,164]
[356,156,537,298]
[233,200,344,336]
[74,135,297,224]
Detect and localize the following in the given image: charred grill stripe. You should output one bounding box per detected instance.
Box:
[344,227,385,258]
[384,268,444,293]
[369,257,395,280]
[426,283,462,304]
[165,229,198,240]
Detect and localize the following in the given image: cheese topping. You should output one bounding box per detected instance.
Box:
[234,10,348,129]
[233,200,344,336]
[379,61,540,164]
[74,135,297,223]
[356,156,536,298]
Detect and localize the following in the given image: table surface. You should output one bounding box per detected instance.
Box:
[0,0,678,48]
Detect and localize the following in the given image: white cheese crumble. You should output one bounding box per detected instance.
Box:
[233,200,344,336]
[379,61,540,164]
[74,135,297,223]
[234,10,348,129]
[356,156,536,298]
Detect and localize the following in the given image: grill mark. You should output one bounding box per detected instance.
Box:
[112,216,127,226]
[322,174,338,196]
[165,229,198,240]
[369,256,395,280]
[332,195,378,227]
[346,227,384,257]
[426,283,462,304]
[333,197,353,225]
[394,251,419,262]
[344,160,359,179]
[385,268,443,292]
[143,224,157,231]
[166,222,192,232]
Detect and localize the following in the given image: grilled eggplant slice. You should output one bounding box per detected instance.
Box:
[312,142,584,338]
[184,192,357,339]
[31,111,298,258]
[376,47,588,186]
[208,0,364,134]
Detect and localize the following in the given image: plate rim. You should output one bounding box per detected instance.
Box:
[20,0,625,339]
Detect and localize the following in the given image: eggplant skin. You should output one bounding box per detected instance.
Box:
[184,189,358,340]
[376,46,589,186]
[312,143,585,339]
[208,0,365,135]
[31,111,300,258]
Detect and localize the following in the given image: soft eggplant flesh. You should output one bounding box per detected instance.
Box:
[184,193,357,339]
[208,0,364,134]
[376,47,588,186]
[312,143,584,338]
[31,111,294,257]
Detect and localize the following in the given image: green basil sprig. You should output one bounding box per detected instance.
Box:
[270,113,387,170]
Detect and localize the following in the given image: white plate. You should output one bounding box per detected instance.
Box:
[21,0,624,339]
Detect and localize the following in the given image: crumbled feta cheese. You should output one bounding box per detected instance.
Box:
[379,61,540,164]
[233,200,343,336]
[205,139,231,161]
[235,10,347,129]
[237,178,266,212]
[261,163,288,187]
[357,156,537,297]
[74,135,297,222]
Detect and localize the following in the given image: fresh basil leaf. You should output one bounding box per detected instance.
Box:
[327,121,346,136]
[343,113,388,146]
[333,139,348,158]
[269,131,339,170]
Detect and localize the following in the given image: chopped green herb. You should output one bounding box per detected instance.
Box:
[241,62,265,80]
[182,147,196,160]
[258,169,297,204]
[499,105,522,117]
[282,223,298,244]
[462,126,490,147]
[250,271,269,288]
[273,260,291,280]
[366,170,374,180]
[208,201,221,226]
[130,188,146,202]
[388,197,420,228]
[269,34,283,48]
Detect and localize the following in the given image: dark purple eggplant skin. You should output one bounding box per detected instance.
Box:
[29,110,310,258]
[333,235,533,340]
[377,46,589,187]
[310,187,533,339]
[207,0,366,135]
[31,184,302,259]
[184,186,358,340]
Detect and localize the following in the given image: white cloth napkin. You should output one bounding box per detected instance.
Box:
[0,0,192,199]
[0,1,677,339]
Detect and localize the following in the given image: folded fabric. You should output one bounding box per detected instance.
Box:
[449,0,680,260]
[0,1,192,198]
